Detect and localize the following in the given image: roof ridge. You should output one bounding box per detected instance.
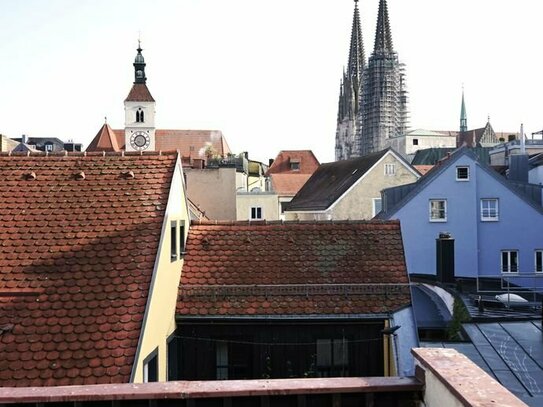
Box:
[190,219,399,226]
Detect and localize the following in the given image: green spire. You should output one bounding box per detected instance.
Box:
[460,87,467,132]
[373,0,394,53]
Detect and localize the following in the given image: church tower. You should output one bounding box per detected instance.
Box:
[460,88,468,132]
[335,0,366,161]
[124,42,156,151]
[360,0,408,156]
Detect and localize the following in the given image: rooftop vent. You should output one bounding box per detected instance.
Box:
[74,171,85,180]
[25,171,36,180]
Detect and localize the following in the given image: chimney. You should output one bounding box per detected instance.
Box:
[21,134,27,144]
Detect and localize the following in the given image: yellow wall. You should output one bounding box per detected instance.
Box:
[236,192,279,220]
[286,152,419,221]
[131,155,190,382]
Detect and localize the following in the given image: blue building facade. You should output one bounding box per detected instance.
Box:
[379,148,543,290]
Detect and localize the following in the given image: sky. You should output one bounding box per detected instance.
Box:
[1,0,543,164]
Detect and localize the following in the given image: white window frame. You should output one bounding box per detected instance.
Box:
[501,250,519,273]
[44,143,54,152]
[456,166,470,181]
[384,163,395,176]
[480,198,499,221]
[250,206,263,220]
[372,198,382,217]
[535,250,543,273]
[429,199,447,222]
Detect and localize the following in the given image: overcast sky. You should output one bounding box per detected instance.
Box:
[1,0,543,164]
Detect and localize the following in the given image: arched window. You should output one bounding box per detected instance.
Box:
[136,108,144,123]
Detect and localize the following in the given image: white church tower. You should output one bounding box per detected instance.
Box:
[124,42,156,151]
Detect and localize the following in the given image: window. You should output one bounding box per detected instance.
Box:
[316,339,349,377]
[167,334,179,381]
[384,163,395,176]
[372,198,382,217]
[143,349,158,382]
[481,199,499,221]
[290,161,300,171]
[535,250,543,273]
[216,342,228,379]
[429,199,447,222]
[180,220,186,255]
[456,166,469,181]
[250,207,262,220]
[412,138,419,146]
[44,143,53,152]
[136,108,145,123]
[501,250,518,273]
[171,221,177,261]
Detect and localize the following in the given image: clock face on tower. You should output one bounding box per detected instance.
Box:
[130,131,151,150]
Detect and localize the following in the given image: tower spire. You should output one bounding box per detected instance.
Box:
[348,0,365,80]
[373,0,394,53]
[133,41,147,84]
[460,86,468,132]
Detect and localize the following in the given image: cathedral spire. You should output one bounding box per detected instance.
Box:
[373,0,394,53]
[460,87,468,132]
[133,41,147,84]
[348,0,365,80]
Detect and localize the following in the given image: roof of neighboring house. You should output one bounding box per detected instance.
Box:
[266,150,320,175]
[287,148,416,212]
[407,129,452,138]
[0,152,178,387]
[410,147,491,165]
[97,129,232,158]
[86,123,120,152]
[0,135,18,152]
[125,83,155,102]
[176,220,411,318]
[270,173,312,196]
[379,147,543,219]
[413,165,433,175]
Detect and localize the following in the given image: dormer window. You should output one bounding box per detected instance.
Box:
[136,108,145,123]
[44,143,53,152]
[290,159,300,171]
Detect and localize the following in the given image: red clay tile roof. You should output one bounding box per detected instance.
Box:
[86,123,121,152]
[125,83,155,102]
[110,129,231,158]
[0,152,177,387]
[177,220,411,317]
[266,150,320,175]
[270,173,312,196]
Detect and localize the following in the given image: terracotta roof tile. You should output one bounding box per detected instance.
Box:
[266,150,320,175]
[124,83,155,102]
[86,124,121,152]
[177,221,411,317]
[108,129,231,159]
[0,152,177,387]
[270,174,312,196]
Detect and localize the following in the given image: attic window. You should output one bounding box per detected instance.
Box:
[412,139,419,146]
[456,166,469,181]
[290,159,300,171]
[44,143,53,152]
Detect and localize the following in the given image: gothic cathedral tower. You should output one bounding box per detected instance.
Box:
[125,42,156,152]
[335,0,409,160]
[335,0,365,161]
